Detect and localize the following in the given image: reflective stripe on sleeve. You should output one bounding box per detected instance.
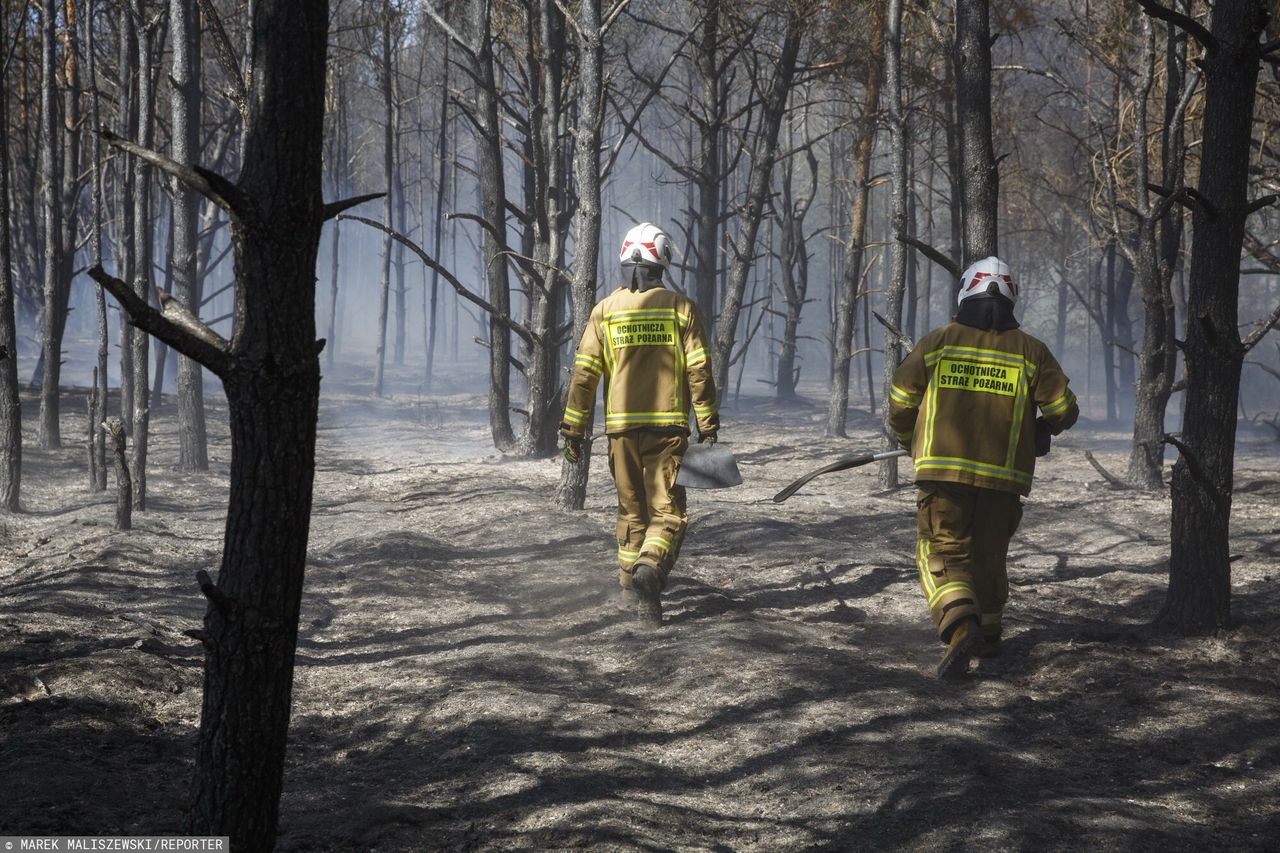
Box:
[563,406,588,425]
[1041,389,1076,416]
[890,384,923,407]
[575,353,605,375]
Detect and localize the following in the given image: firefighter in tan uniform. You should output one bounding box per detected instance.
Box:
[889,256,1078,681]
[561,223,719,628]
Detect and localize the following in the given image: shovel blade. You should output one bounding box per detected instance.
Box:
[677,443,743,489]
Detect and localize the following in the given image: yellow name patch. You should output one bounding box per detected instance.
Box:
[608,319,676,348]
[936,357,1020,397]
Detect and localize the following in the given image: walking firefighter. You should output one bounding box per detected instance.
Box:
[889,256,1079,681]
[560,222,720,629]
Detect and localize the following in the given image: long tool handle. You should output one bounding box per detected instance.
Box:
[772,448,909,503]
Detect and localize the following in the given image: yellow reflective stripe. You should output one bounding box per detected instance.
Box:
[915,456,1033,486]
[925,345,1038,379]
[642,535,673,554]
[890,384,922,407]
[563,407,588,424]
[686,346,707,366]
[674,316,686,415]
[606,411,688,421]
[917,537,936,597]
[575,354,604,375]
[618,546,641,559]
[928,581,974,609]
[1005,364,1030,469]
[603,308,690,329]
[693,402,718,415]
[1042,389,1075,416]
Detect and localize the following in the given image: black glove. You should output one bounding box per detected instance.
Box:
[1034,417,1052,457]
[563,436,583,464]
[698,429,718,446]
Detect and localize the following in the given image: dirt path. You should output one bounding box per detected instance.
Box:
[2,380,1278,851]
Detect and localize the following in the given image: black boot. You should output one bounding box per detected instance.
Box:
[937,616,980,682]
[632,562,663,629]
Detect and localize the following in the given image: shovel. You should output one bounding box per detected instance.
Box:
[772,448,909,503]
[677,443,743,489]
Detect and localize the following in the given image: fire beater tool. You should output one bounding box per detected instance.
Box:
[772,449,909,503]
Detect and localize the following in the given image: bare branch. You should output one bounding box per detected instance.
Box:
[896,233,960,279]
[873,311,915,352]
[1246,194,1279,216]
[1083,450,1129,490]
[195,0,248,119]
[100,128,245,217]
[1133,0,1218,56]
[322,192,385,221]
[422,1,478,57]
[1242,301,1280,354]
[601,0,634,34]
[338,214,540,347]
[89,265,233,376]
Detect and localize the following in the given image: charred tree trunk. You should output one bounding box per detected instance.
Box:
[712,13,802,394]
[130,1,156,511]
[774,148,816,401]
[879,0,907,489]
[116,7,138,432]
[826,2,885,436]
[692,0,724,332]
[953,0,998,265]
[91,0,345,843]
[554,0,603,510]
[425,40,449,390]
[38,0,64,449]
[172,0,208,469]
[466,0,515,449]
[87,0,107,491]
[1160,0,1268,633]
[373,1,395,398]
[0,1,20,511]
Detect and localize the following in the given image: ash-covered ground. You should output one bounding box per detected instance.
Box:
[2,364,1278,851]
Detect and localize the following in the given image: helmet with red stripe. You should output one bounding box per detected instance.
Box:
[957,256,1018,306]
[619,222,674,272]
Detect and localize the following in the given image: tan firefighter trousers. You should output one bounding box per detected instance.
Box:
[916,480,1023,644]
[608,429,688,589]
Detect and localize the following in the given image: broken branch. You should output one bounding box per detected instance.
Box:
[896,233,960,279]
[1134,0,1217,56]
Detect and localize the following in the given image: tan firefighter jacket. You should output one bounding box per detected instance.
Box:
[561,286,719,439]
[889,320,1079,496]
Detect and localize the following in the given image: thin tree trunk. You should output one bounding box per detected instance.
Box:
[0,0,21,510]
[879,0,907,489]
[953,0,998,265]
[87,0,107,491]
[373,1,395,397]
[104,417,131,530]
[826,1,884,436]
[692,0,723,334]
[554,0,603,509]
[117,5,137,434]
[712,13,802,394]
[172,0,208,469]
[38,0,64,449]
[425,40,449,390]
[130,2,155,511]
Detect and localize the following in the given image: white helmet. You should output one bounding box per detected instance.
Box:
[957,256,1018,306]
[619,222,674,271]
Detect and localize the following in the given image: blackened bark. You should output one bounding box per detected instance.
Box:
[879,0,906,490]
[0,1,20,511]
[172,0,208,470]
[117,7,138,432]
[425,40,449,390]
[38,0,64,449]
[826,3,884,436]
[774,148,816,401]
[87,0,107,491]
[467,0,515,450]
[1161,0,1268,633]
[554,0,603,510]
[130,2,156,511]
[953,0,998,265]
[713,13,802,394]
[692,0,724,332]
[373,1,395,398]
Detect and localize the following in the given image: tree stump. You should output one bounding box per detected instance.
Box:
[103,417,131,530]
